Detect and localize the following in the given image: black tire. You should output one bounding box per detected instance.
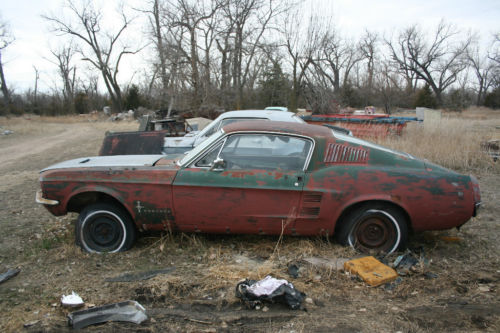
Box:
[75,203,136,253]
[335,204,408,254]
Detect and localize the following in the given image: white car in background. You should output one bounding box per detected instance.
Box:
[264,106,289,112]
[163,110,305,154]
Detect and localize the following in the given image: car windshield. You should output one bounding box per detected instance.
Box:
[179,129,225,166]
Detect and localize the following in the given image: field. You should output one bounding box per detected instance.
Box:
[0,110,499,332]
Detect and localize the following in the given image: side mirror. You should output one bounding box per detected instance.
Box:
[209,157,225,171]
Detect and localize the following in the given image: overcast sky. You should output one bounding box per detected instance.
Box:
[1,0,499,93]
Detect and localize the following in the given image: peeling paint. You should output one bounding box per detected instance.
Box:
[38,120,480,238]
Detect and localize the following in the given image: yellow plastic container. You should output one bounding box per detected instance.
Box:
[344,256,398,286]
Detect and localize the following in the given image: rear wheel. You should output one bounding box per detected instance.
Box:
[76,203,136,253]
[336,204,408,254]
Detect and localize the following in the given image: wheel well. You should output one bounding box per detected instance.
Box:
[67,192,128,216]
[334,200,412,233]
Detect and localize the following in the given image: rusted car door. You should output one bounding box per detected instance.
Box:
[172,133,313,234]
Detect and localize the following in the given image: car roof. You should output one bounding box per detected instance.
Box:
[222,120,334,138]
[217,110,298,120]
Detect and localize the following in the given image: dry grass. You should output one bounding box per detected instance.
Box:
[457,106,500,119]
[377,115,500,172]
[0,114,137,136]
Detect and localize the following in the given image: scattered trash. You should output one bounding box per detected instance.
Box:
[481,139,499,162]
[384,277,403,291]
[109,111,135,122]
[0,268,20,284]
[105,267,175,282]
[393,252,419,276]
[440,236,463,243]
[478,285,491,292]
[61,291,84,308]
[423,272,438,279]
[303,257,349,271]
[287,263,299,278]
[68,300,147,329]
[186,318,213,325]
[235,275,305,310]
[1,129,13,135]
[344,256,398,287]
[23,320,39,328]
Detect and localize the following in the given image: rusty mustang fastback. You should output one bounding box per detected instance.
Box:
[36,121,481,254]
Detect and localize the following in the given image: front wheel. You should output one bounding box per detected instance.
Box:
[76,203,136,253]
[336,205,408,254]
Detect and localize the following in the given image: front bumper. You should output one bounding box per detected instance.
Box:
[473,201,481,217]
[35,190,59,206]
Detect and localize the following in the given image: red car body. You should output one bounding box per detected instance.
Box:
[37,121,481,253]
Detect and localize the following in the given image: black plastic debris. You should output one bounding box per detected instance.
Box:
[105,267,175,282]
[384,277,403,291]
[235,275,305,310]
[287,263,299,278]
[424,272,438,279]
[393,252,419,276]
[68,300,147,329]
[0,268,20,284]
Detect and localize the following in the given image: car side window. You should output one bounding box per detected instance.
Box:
[219,134,311,171]
[218,118,267,130]
[195,142,224,167]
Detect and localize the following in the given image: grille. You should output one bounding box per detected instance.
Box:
[300,207,321,217]
[324,143,368,164]
[303,193,323,203]
[300,192,322,217]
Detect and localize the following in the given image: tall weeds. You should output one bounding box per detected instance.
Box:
[377,116,499,173]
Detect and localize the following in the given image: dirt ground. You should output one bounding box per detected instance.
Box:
[0,116,499,332]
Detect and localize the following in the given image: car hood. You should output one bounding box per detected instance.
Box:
[41,155,165,172]
[163,136,196,148]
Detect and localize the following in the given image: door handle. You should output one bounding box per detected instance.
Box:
[295,176,303,187]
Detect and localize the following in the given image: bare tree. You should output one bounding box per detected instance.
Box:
[386,21,471,106]
[0,15,14,110]
[139,0,171,109]
[215,12,234,93]
[359,29,377,90]
[384,32,419,93]
[489,32,500,65]
[224,0,290,109]
[375,60,407,113]
[47,44,77,112]
[281,11,320,111]
[33,66,40,106]
[311,28,362,94]
[466,40,497,106]
[139,0,192,111]
[43,0,142,112]
[165,0,223,109]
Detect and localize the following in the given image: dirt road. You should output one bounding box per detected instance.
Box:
[0,118,498,332]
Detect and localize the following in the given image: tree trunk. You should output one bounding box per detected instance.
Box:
[0,51,11,109]
[189,27,201,109]
[154,0,169,109]
[290,58,298,112]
